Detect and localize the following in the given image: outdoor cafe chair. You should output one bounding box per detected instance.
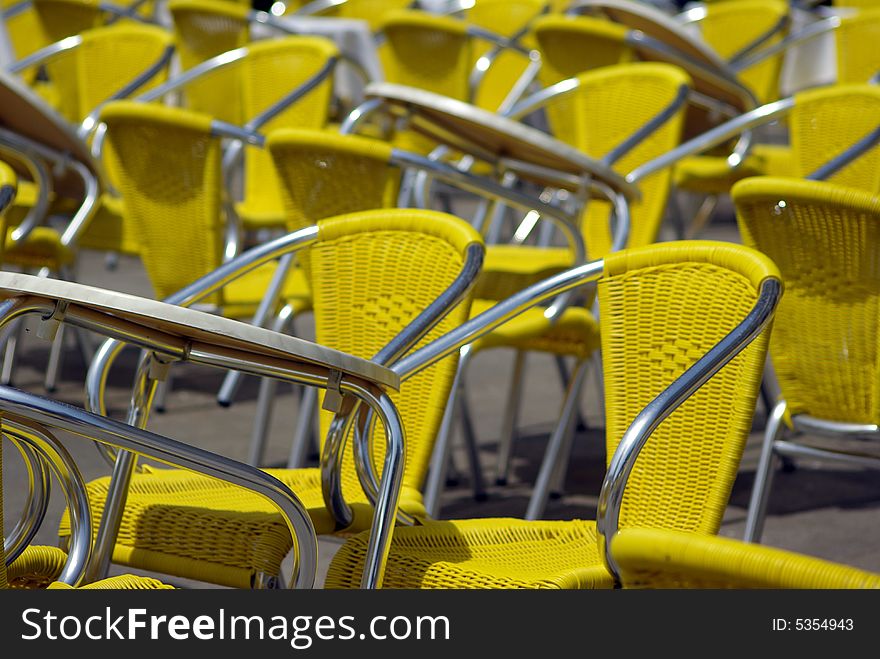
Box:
[324,240,781,588]
[58,206,485,589]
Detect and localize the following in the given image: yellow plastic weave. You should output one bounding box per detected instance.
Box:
[698,0,788,104]
[733,176,880,423]
[99,101,225,302]
[266,128,400,235]
[325,241,779,588]
[48,575,174,589]
[613,527,880,588]
[0,0,49,63]
[168,0,250,124]
[836,9,880,84]
[59,209,482,588]
[789,84,880,192]
[236,37,339,230]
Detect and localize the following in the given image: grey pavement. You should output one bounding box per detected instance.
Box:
[3,208,879,588]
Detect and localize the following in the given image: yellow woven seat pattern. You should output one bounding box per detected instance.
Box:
[326,241,778,588]
[2,226,75,270]
[613,527,880,588]
[48,575,174,589]
[673,144,794,195]
[473,245,573,301]
[326,519,612,589]
[60,209,482,588]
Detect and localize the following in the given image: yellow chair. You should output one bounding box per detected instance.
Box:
[835,8,880,85]
[58,206,484,589]
[430,62,691,517]
[732,177,880,543]
[324,240,781,588]
[613,527,880,588]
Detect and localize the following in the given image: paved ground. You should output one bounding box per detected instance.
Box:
[3,207,880,588]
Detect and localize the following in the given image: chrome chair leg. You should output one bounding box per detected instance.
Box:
[743,399,788,543]
[525,359,589,520]
[217,369,244,407]
[286,385,318,468]
[424,345,471,518]
[555,355,589,431]
[248,377,278,466]
[458,379,486,502]
[685,194,719,239]
[495,349,526,486]
[153,369,174,413]
[1,318,24,385]
[43,324,67,393]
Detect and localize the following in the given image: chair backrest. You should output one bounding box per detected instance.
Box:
[835,8,880,84]
[555,63,691,259]
[599,241,776,534]
[99,101,226,304]
[378,10,474,101]
[309,210,481,517]
[311,0,415,32]
[613,527,880,588]
[1,0,51,64]
[697,0,788,104]
[0,158,18,265]
[733,176,880,425]
[168,0,250,124]
[51,23,174,124]
[266,128,400,236]
[465,0,547,111]
[788,83,880,193]
[238,36,340,221]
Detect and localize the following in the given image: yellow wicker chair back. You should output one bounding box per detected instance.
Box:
[833,0,880,8]
[697,0,788,104]
[70,23,174,123]
[613,527,880,588]
[313,0,414,32]
[238,36,339,227]
[168,0,250,124]
[789,84,880,193]
[835,9,880,84]
[266,128,400,237]
[465,0,547,111]
[0,158,18,266]
[600,241,775,533]
[564,63,691,259]
[98,101,225,304]
[734,176,880,424]
[309,210,481,509]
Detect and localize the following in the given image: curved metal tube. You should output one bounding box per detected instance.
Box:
[595,277,782,583]
[7,35,82,75]
[2,436,50,566]
[0,141,52,245]
[59,158,101,247]
[135,46,250,103]
[0,384,321,588]
[320,407,359,528]
[85,226,320,462]
[393,257,606,380]
[3,420,93,587]
[626,96,795,184]
[731,16,841,75]
[339,97,385,134]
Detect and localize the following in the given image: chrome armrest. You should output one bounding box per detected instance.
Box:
[595,276,782,584]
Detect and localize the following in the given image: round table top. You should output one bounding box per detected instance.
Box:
[364,82,639,198]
